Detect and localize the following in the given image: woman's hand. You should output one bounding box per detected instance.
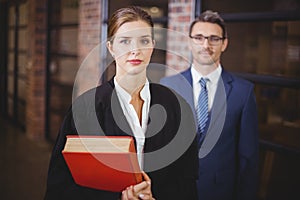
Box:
[121,171,155,200]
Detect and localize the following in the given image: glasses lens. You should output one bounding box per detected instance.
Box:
[193,35,205,44]
[208,36,222,45]
[191,35,223,45]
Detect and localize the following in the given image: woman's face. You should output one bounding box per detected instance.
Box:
[107,20,154,77]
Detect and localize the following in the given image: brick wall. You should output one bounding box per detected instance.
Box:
[26,0,48,140]
[166,0,195,76]
[76,0,102,97]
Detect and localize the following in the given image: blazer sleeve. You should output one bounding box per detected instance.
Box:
[44,99,120,200]
[44,107,88,200]
[237,84,259,200]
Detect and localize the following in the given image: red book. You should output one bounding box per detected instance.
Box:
[62,135,143,192]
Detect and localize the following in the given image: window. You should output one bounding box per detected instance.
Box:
[198,0,300,199]
[198,0,300,148]
[6,1,29,129]
[48,0,79,140]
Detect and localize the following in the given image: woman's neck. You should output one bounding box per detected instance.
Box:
[115,73,146,95]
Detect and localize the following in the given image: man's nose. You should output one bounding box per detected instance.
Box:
[202,38,210,48]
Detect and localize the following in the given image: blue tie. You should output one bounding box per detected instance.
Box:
[196,78,209,135]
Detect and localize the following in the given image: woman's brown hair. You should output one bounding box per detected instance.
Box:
[107,6,154,42]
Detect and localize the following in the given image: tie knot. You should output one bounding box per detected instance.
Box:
[199,78,208,88]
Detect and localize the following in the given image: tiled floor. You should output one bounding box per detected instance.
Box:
[0,117,52,200]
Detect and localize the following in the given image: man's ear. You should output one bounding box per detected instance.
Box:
[221,38,228,52]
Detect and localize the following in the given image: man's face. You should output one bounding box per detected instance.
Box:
[189,22,228,69]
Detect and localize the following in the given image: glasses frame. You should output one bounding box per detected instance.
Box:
[189,34,225,46]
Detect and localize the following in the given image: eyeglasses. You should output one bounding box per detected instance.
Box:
[189,34,225,46]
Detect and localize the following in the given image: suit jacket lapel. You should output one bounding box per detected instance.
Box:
[181,68,195,113]
[221,70,233,99]
[182,68,193,86]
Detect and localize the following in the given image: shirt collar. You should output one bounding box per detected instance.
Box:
[114,77,150,104]
[191,64,222,85]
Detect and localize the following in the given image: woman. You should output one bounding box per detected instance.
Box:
[45,6,198,200]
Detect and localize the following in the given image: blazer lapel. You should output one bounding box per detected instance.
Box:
[107,79,134,137]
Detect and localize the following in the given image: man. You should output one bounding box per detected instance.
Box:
[160,10,259,200]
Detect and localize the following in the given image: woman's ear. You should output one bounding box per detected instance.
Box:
[106,41,114,58]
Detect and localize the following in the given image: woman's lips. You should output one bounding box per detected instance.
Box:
[128,59,142,65]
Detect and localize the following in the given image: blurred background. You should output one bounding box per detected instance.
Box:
[0,0,299,199]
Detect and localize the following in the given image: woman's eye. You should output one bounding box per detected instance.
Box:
[120,39,130,44]
[140,38,150,45]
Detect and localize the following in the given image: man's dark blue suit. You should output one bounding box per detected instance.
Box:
[160,67,259,200]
